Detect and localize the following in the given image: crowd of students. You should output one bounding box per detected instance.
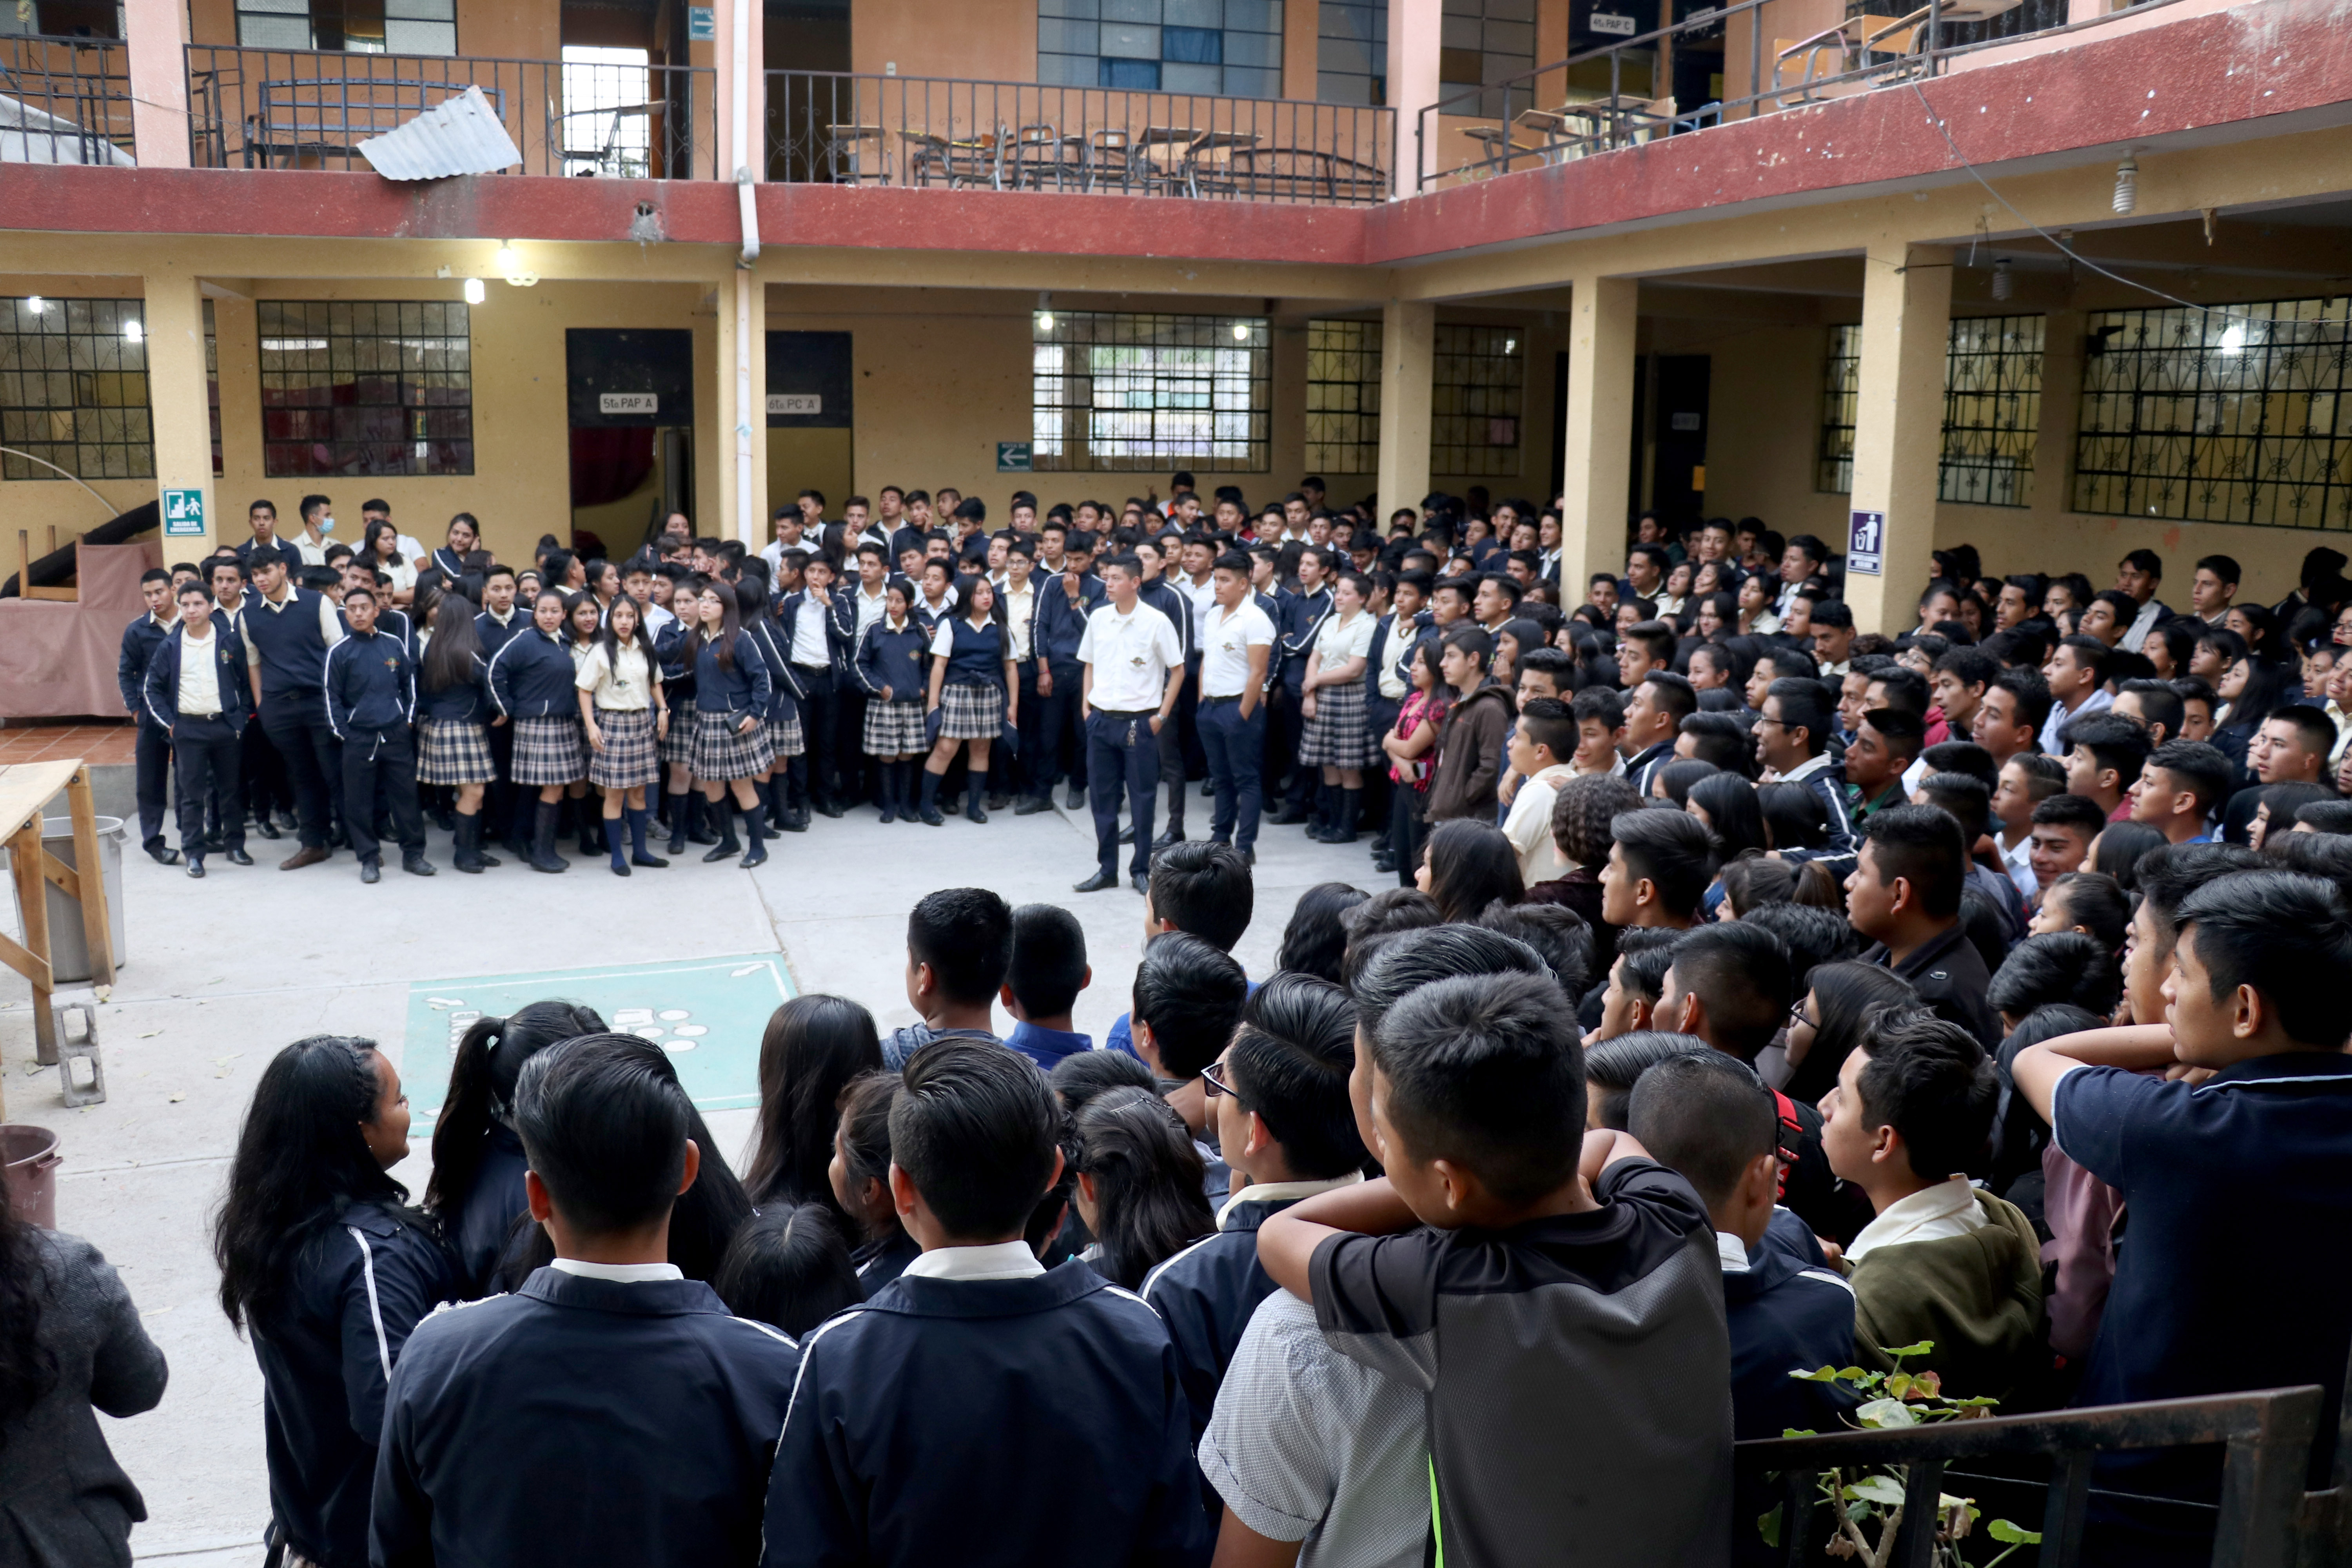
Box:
[9,794,2352,1565]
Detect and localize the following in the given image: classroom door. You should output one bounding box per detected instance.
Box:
[1650,354,1710,530]
[767,330,854,519]
[567,328,695,556]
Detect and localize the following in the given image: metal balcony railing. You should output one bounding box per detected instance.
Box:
[765,71,1393,205]
[0,36,133,166]
[184,46,716,178]
[1418,0,2195,191]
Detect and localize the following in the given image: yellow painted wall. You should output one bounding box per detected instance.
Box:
[851,0,1034,82]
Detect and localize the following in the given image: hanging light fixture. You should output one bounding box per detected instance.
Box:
[1990,258,2013,301]
[1231,321,1250,341]
[23,295,42,314]
[2113,156,2138,215]
[463,277,486,305]
[1035,291,1053,332]
[123,318,143,343]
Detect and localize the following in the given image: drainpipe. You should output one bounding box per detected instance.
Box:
[733,0,760,544]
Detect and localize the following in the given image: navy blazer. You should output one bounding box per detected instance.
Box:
[323,628,416,737]
[418,653,490,725]
[373,1269,800,1568]
[773,588,848,676]
[140,617,255,733]
[854,616,931,701]
[1363,609,1429,729]
[1274,584,1333,687]
[688,629,774,719]
[486,627,578,721]
[249,1203,457,1568]
[118,612,174,721]
[1140,1195,1297,1454]
[1725,1241,1861,1440]
[762,1261,1212,1568]
[1034,574,1105,667]
[742,616,808,721]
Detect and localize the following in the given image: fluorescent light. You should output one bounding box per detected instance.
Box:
[1231,321,1249,341]
[463,276,486,305]
[261,338,331,350]
[1036,310,1054,330]
[123,318,143,342]
[23,295,42,314]
[2220,321,2248,354]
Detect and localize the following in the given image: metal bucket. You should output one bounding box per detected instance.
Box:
[3,814,130,983]
[0,1124,60,1229]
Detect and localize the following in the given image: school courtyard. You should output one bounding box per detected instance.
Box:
[0,798,1382,1566]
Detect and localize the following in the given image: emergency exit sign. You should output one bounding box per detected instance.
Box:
[163,488,206,536]
[997,442,1033,472]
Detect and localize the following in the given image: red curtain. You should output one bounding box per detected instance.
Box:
[570,427,656,508]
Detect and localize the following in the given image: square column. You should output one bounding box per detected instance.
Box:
[143,274,213,546]
[1844,241,1952,633]
[1387,0,1441,191]
[1559,274,1638,596]
[1374,298,1434,524]
[715,271,769,546]
[122,0,190,168]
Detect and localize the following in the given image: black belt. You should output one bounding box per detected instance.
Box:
[1096,708,1154,718]
[1201,693,1249,704]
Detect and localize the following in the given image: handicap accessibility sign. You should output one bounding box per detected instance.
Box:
[163,488,207,537]
[1847,509,1884,577]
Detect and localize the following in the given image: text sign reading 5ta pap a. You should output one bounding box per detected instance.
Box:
[400,953,793,1129]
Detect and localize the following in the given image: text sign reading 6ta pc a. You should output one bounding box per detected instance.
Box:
[162,488,206,537]
[767,393,821,416]
[1847,510,1885,577]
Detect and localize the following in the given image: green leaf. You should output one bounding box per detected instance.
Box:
[1837,1366,1869,1380]
[1988,1520,2043,1545]
[1843,1475,1907,1506]
[1854,1398,1919,1428]
[1790,1366,1843,1383]
[1884,1341,1936,1357]
[1884,1372,1915,1400]
[1758,1505,1782,1548]
[1780,1428,1819,1439]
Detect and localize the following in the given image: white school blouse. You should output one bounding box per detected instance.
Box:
[574,641,654,711]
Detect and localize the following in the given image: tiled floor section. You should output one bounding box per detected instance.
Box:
[0,720,136,766]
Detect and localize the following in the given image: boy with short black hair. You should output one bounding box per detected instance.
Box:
[1601,807,1710,931]
[1848,805,2000,1050]
[1568,686,1626,777]
[1503,696,1579,881]
[1259,970,1730,1568]
[763,1039,1211,1568]
[1820,1012,2041,1401]
[2027,793,2105,899]
[2014,869,2352,1561]
[1131,931,1251,1194]
[882,887,1012,1068]
[2061,710,2151,822]
[1000,902,1093,1071]
[2128,738,2230,844]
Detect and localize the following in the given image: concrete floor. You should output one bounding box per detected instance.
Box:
[0,788,1390,1565]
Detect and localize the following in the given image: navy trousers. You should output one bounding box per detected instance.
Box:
[1198,695,1265,852]
[134,719,176,847]
[170,715,244,860]
[261,694,343,851]
[1088,711,1160,877]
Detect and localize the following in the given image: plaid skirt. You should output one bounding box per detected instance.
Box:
[659,704,699,765]
[512,713,587,786]
[1298,679,1378,769]
[416,717,495,785]
[691,707,775,780]
[864,697,927,754]
[767,713,806,760]
[588,706,661,791]
[938,681,1004,740]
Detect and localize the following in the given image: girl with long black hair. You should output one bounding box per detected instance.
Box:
[1071,1085,1214,1290]
[215,1036,456,1568]
[488,587,590,874]
[429,512,479,579]
[575,593,670,875]
[417,592,501,873]
[744,995,884,1214]
[828,1070,918,1296]
[684,581,774,866]
[423,1000,606,1294]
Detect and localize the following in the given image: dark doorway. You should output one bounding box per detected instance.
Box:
[1650,354,1710,530]
[567,328,695,553]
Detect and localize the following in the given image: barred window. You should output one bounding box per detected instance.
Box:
[1940,314,2042,507]
[0,295,152,482]
[1439,0,1534,120]
[1817,323,1861,494]
[1431,323,1523,478]
[205,297,222,477]
[2075,298,2352,531]
[260,299,472,477]
[1305,318,1381,474]
[1032,310,1270,472]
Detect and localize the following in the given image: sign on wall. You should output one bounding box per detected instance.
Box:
[1847,510,1885,576]
[997,442,1033,472]
[162,488,206,536]
[566,329,695,428]
[688,5,715,38]
[767,393,822,416]
[766,332,853,429]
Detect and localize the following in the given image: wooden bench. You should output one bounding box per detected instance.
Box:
[0,758,115,1118]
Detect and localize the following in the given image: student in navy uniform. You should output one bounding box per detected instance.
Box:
[374,1033,802,1568]
[488,588,586,875]
[830,1069,920,1296]
[680,580,775,867]
[143,579,258,876]
[919,573,1016,827]
[1032,551,1105,811]
[852,579,931,824]
[415,593,501,874]
[241,550,348,871]
[1000,902,1096,1071]
[472,564,532,858]
[424,1000,608,1297]
[323,584,433,884]
[1266,546,1338,828]
[1143,971,1367,1456]
[212,555,293,844]
[775,553,848,817]
[761,1039,1213,1568]
[653,585,712,853]
[1628,1052,1857,1441]
[214,1035,457,1568]
[427,512,479,580]
[1135,537,1199,848]
[880,886,1011,1068]
[120,568,185,865]
[735,586,811,838]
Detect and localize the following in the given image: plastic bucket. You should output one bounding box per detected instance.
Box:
[0,1125,60,1229]
[0,815,130,983]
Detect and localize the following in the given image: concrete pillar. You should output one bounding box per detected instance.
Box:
[1559,274,1638,595]
[122,0,190,169]
[1283,0,1319,99]
[1845,241,1951,633]
[2027,307,2082,526]
[208,290,263,533]
[712,272,771,546]
[1374,298,1434,522]
[143,274,213,548]
[1386,0,1441,192]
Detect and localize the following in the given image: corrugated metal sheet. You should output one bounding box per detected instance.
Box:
[0,94,135,166]
[358,84,520,181]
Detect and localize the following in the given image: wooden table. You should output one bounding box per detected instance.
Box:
[0,758,114,1117]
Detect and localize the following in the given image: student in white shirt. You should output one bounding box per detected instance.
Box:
[1296,572,1379,844]
[1196,551,1276,861]
[1075,554,1185,894]
[1500,697,1578,884]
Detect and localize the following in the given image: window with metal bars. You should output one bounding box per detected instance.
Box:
[1032,310,1269,471]
[0,294,152,482]
[2075,297,2352,532]
[259,299,472,477]
[1431,323,1523,478]
[205,297,222,477]
[1305,318,1381,475]
[1439,0,1534,119]
[1941,314,2042,507]
[1817,323,1861,494]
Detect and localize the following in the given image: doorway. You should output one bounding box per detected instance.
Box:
[567,327,695,557]
[1650,353,1710,530]
[767,329,854,519]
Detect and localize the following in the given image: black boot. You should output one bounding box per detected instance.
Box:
[918,768,947,827]
[740,807,769,868]
[453,812,486,874]
[765,776,789,832]
[668,796,691,856]
[1328,787,1362,844]
[689,796,720,846]
[579,808,606,857]
[701,800,742,861]
[967,769,989,824]
[878,762,900,824]
[528,800,568,873]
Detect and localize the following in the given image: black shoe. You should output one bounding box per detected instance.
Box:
[1267,805,1311,826]
[813,798,846,819]
[360,858,382,884]
[330,829,350,851]
[226,848,254,866]
[632,849,669,868]
[780,810,809,832]
[1151,826,1185,851]
[1014,795,1052,815]
[1243,848,1255,866]
[252,816,282,841]
[1131,872,1152,894]
[205,832,227,853]
[186,860,205,879]
[144,838,180,866]
[402,852,436,877]
[1117,824,1135,845]
[918,803,946,826]
[986,793,1011,813]
[276,810,299,831]
[1201,780,1215,797]
[1066,784,1087,809]
[1073,868,1120,892]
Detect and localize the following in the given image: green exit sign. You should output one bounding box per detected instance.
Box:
[162,488,207,536]
[996,442,1033,472]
